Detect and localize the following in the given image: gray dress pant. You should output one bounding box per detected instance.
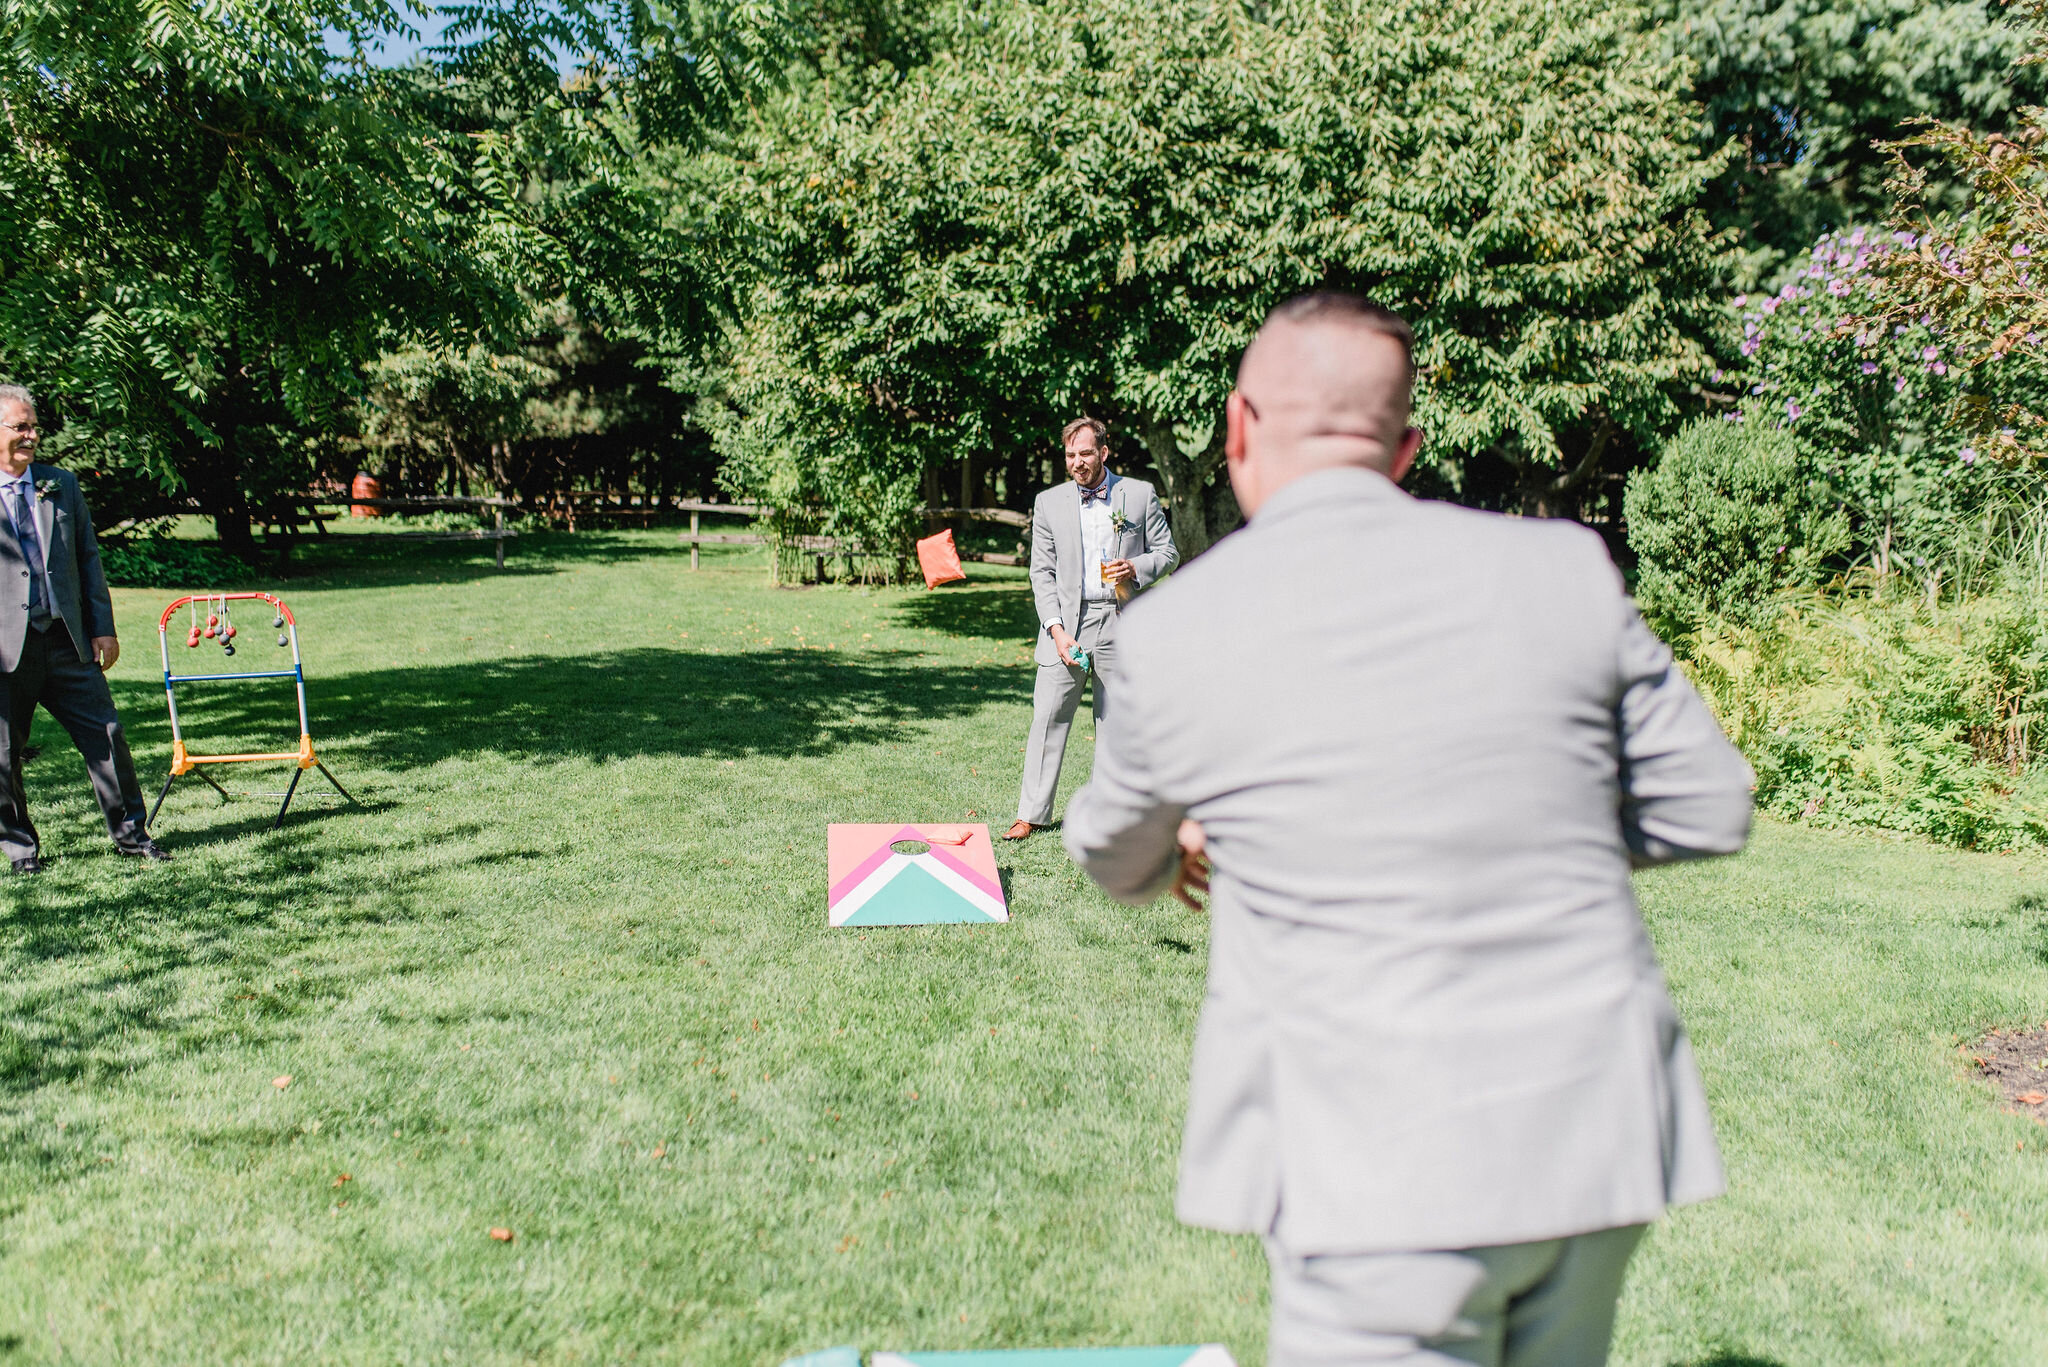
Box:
[0,621,150,861]
[1015,598,1118,825]
[1265,1224,1645,1367]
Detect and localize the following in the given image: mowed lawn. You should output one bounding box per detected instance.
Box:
[0,529,2045,1366]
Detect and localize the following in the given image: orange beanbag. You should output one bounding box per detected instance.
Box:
[915,529,968,589]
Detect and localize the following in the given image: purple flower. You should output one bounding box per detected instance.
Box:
[2017,244,2032,257]
[1829,279,1852,296]
[1762,297,1781,315]
[1780,283,1798,299]
[1931,362,1948,376]
[1895,376,1909,392]
[2032,333,2044,346]
[1922,346,1940,360]
[1733,293,1748,308]
[1740,338,1759,356]
[1786,400,1803,420]
[1861,362,1879,375]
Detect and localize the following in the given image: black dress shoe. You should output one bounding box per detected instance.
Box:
[11,856,43,874]
[121,840,172,863]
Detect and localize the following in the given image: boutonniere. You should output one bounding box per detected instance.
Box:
[33,478,58,503]
[1109,507,1130,535]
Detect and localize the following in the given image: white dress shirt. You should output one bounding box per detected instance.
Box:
[1078,473,1119,605]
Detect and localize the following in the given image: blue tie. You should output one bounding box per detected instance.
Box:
[12,482,41,619]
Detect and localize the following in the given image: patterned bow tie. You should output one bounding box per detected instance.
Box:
[1079,482,1109,505]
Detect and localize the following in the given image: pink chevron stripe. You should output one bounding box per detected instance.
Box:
[928,843,1002,902]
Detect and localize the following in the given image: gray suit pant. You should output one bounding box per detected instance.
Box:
[1264,1224,1645,1367]
[1016,599,1118,825]
[0,622,150,861]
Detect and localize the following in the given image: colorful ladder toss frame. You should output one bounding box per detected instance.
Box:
[826,824,1008,926]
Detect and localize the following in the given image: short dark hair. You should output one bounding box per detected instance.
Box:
[1061,416,1108,450]
[1260,291,1415,386]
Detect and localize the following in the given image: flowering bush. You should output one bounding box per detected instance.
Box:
[1724,227,2041,596]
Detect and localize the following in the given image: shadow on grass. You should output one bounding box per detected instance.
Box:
[891,583,1039,642]
[0,819,492,1113]
[1670,1355,1790,1367]
[112,647,1028,770]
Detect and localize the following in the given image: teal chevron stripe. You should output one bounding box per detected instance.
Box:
[839,861,1001,925]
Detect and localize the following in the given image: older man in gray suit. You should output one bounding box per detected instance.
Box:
[1064,294,1752,1366]
[0,385,166,872]
[1003,416,1178,841]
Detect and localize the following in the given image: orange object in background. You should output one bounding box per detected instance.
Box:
[915,529,967,589]
[350,472,382,518]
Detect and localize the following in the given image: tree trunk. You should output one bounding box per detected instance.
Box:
[1515,417,1615,519]
[1138,417,1229,561]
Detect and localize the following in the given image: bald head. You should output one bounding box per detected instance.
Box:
[1224,292,1421,518]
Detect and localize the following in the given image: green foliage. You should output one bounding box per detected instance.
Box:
[1658,0,2047,287]
[1624,416,1845,633]
[95,535,255,589]
[705,0,1728,562]
[1723,227,2048,596]
[1687,593,2048,849]
[0,0,641,553]
[1881,1,2048,464]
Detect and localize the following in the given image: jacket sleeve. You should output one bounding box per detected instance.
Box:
[1029,494,1061,629]
[1616,605,1753,867]
[1132,485,1179,588]
[72,476,116,641]
[1063,643,1185,903]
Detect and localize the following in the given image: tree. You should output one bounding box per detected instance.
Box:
[1657,0,2048,288]
[704,0,1728,565]
[0,0,621,554]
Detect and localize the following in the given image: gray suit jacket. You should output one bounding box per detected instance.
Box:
[1029,474,1179,665]
[0,464,116,672]
[1064,467,1753,1256]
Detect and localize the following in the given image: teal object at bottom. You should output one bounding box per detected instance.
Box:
[890,1351,1205,1366]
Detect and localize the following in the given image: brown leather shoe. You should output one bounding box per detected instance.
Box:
[1002,820,1037,841]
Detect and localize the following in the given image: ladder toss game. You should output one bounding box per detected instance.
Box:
[151,591,357,829]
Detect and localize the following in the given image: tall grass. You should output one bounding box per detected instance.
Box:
[1682,482,2048,850]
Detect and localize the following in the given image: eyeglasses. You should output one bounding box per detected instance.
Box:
[0,422,37,435]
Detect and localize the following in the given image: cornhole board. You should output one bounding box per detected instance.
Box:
[781,1349,1236,1367]
[827,823,1008,926]
[874,1350,1236,1367]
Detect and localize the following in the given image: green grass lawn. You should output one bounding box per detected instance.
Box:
[2,529,2046,1365]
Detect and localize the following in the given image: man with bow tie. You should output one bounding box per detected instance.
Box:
[1003,417,1178,841]
[0,385,167,872]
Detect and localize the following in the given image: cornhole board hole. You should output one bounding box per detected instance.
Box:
[782,1349,1236,1367]
[827,823,1007,927]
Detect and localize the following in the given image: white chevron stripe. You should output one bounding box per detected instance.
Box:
[828,852,1008,926]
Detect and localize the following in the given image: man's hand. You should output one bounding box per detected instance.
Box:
[1102,559,1137,587]
[1049,624,1079,666]
[1170,818,1211,912]
[92,636,119,672]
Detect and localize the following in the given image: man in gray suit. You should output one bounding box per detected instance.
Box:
[0,385,167,872]
[1064,294,1751,1366]
[1004,417,1178,841]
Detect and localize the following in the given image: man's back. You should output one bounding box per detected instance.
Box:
[1068,466,1752,1254]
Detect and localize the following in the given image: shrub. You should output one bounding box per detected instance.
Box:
[1683,593,2048,852]
[1624,416,1845,635]
[97,536,252,588]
